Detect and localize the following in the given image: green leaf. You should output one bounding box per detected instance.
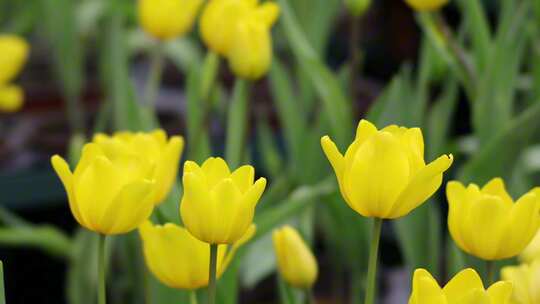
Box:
[256,118,284,179]
[0,261,5,304]
[455,0,491,72]
[225,79,250,169]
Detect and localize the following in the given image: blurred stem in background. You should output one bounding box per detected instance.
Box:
[485,260,495,285]
[225,79,250,169]
[143,42,165,128]
[349,15,361,101]
[208,244,218,304]
[304,289,315,304]
[1,261,5,304]
[364,218,382,304]
[98,235,107,304]
[190,291,198,304]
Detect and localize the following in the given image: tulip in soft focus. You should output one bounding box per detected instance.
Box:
[138,0,204,40]
[0,34,29,112]
[92,130,184,205]
[501,259,540,304]
[180,157,266,244]
[405,0,449,12]
[520,229,540,263]
[139,221,255,289]
[447,178,540,260]
[227,3,279,80]
[344,0,372,17]
[51,143,156,235]
[409,268,513,304]
[273,226,318,289]
[321,119,453,219]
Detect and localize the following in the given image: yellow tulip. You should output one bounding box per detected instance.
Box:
[321,119,453,219]
[0,35,29,85]
[501,259,540,304]
[139,221,255,290]
[520,229,540,263]
[0,85,23,112]
[180,157,266,244]
[344,0,372,17]
[92,130,184,205]
[227,3,280,80]
[51,143,156,235]
[405,0,449,12]
[409,268,513,304]
[138,0,204,40]
[272,226,318,289]
[447,178,540,260]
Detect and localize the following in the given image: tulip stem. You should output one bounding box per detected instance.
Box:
[364,218,382,304]
[485,260,495,285]
[208,244,218,304]
[98,234,107,304]
[304,288,315,304]
[143,42,165,128]
[190,291,198,304]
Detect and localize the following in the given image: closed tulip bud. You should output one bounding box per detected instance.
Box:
[0,85,23,112]
[501,260,540,304]
[344,0,372,17]
[180,157,266,244]
[0,35,29,85]
[273,226,318,289]
[92,130,184,205]
[409,268,513,304]
[138,0,204,40]
[447,178,540,260]
[139,221,255,290]
[51,143,156,235]
[520,230,540,263]
[405,0,449,12]
[227,3,279,80]
[321,119,453,219]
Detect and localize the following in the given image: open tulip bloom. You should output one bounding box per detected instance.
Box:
[409,268,513,304]
[501,259,540,304]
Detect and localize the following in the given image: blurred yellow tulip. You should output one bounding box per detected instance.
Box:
[138,0,204,40]
[501,259,540,304]
[92,130,184,205]
[0,35,29,85]
[272,226,318,289]
[0,85,23,112]
[180,157,266,244]
[51,143,156,235]
[405,0,449,11]
[227,3,279,80]
[344,0,372,17]
[520,229,540,264]
[447,178,540,260]
[409,268,513,304]
[139,221,254,290]
[321,119,453,219]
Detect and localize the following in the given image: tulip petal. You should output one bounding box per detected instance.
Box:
[415,276,445,304]
[355,119,378,142]
[458,289,490,304]
[443,268,484,303]
[211,178,242,243]
[321,136,345,181]
[73,143,105,182]
[202,157,231,187]
[51,155,84,226]
[255,2,280,28]
[230,165,255,193]
[446,181,471,253]
[180,172,213,241]
[481,178,513,207]
[486,281,513,304]
[153,136,183,204]
[389,154,453,218]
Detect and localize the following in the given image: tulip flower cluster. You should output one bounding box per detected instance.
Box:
[0,35,29,113]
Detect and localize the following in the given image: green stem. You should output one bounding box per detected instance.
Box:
[364,218,382,304]
[98,235,107,304]
[485,260,495,285]
[1,261,5,304]
[208,244,218,304]
[225,79,250,168]
[190,291,198,304]
[143,42,165,126]
[304,288,315,304]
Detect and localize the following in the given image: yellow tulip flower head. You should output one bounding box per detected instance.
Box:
[501,259,540,304]
[520,229,540,264]
[138,0,204,40]
[227,3,279,80]
[51,143,156,235]
[272,226,318,289]
[409,268,513,304]
[447,178,540,261]
[180,157,267,244]
[139,221,255,290]
[321,119,453,219]
[92,130,184,205]
[0,35,29,113]
[405,0,449,12]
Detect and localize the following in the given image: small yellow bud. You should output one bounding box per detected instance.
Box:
[272,226,318,289]
[0,35,29,85]
[139,221,255,290]
[0,85,23,112]
[409,268,513,304]
[405,0,449,12]
[138,0,204,40]
[321,119,453,219]
[447,178,540,261]
[51,143,156,235]
[180,157,266,244]
[92,130,184,205]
